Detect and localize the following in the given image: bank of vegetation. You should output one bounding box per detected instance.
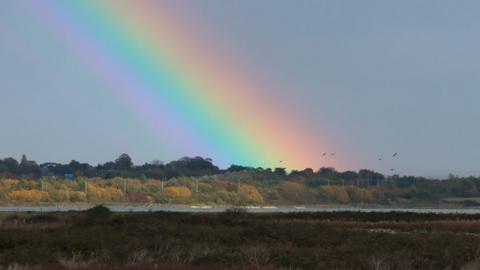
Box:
[0,154,479,206]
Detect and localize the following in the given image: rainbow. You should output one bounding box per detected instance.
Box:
[26,1,339,170]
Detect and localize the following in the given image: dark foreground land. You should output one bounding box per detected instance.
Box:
[2,207,480,270]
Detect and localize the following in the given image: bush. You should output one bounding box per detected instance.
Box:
[161,186,192,198]
[84,205,112,221]
[8,189,50,203]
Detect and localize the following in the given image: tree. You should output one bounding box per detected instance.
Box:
[340,171,359,181]
[2,158,19,173]
[320,186,350,203]
[238,184,264,204]
[227,164,256,172]
[278,182,305,203]
[318,167,338,178]
[151,160,163,166]
[274,168,287,176]
[167,157,220,177]
[0,164,7,173]
[115,154,133,170]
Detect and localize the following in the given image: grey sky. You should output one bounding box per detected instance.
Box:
[1,1,479,177]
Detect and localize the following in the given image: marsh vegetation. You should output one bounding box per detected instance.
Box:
[1,207,480,269]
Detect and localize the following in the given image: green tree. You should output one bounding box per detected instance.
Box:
[115,154,133,170]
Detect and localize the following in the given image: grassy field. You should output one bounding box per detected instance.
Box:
[2,206,480,270]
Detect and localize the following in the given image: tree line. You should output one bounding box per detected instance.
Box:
[0,153,387,181]
[1,154,480,206]
[0,154,222,179]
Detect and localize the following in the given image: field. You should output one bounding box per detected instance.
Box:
[2,207,480,270]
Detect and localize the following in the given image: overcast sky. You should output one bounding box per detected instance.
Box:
[1,1,479,177]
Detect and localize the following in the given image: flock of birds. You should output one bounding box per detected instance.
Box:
[382,152,398,173]
[278,152,401,174]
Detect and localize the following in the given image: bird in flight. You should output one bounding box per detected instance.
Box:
[378,158,383,161]
[393,152,398,157]
[322,153,327,156]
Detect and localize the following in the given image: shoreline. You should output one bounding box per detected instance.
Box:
[0,204,478,213]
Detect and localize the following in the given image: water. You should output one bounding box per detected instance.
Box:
[0,205,479,214]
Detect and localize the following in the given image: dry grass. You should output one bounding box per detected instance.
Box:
[1,211,480,270]
[2,265,278,270]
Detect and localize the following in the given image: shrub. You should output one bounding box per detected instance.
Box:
[161,186,192,198]
[70,191,87,202]
[84,205,112,221]
[128,192,154,204]
[278,182,304,203]
[238,184,264,205]
[8,189,50,203]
